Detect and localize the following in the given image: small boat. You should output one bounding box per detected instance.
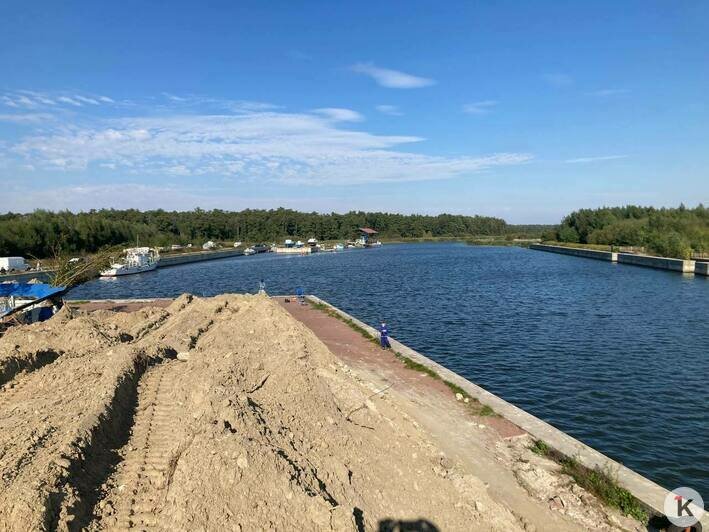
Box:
[244,247,256,256]
[334,243,345,251]
[101,247,159,277]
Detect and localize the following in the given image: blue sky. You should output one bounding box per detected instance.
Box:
[1,1,707,223]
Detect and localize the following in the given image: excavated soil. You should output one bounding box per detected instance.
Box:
[0,295,642,531]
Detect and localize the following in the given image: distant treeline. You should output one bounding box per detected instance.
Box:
[542,204,708,258]
[0,208,521,258]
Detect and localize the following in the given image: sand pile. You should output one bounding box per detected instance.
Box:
[0,294,526,531]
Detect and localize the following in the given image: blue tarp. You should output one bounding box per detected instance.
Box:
[0,283,67,318]
[0,283,66,299]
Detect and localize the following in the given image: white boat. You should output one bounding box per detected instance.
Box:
[100,247,159,277]
[244,247,256,256]
[334,243,345,251]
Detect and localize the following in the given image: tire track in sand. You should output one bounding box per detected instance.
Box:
[103,359,184,530]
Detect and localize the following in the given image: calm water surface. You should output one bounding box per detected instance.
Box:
[71,243,709,497]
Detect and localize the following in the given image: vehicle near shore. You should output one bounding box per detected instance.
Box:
[100,247,159,277]
[0,257,29,272]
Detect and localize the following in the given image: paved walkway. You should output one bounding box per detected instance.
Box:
[277,297,587,532]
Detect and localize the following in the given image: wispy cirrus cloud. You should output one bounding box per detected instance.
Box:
[0,113,54,124]
[1,90,116,109]
[8,96,532,185]
[351,63,435,89]
[587,88,630,97]
[463,100,497,115]
[312,108,364,122]
[375,105,402,116]
[564,155,627,164]
[159,93,279,113]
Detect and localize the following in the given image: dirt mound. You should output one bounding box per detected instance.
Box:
[0,294,527,530]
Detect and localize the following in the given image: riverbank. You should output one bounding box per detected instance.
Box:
[531,243,707,276]
[0,247,253,285]
[289,296,709,530]
[0,293,658,530]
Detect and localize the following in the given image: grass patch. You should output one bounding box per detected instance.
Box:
[394,351,441,380]
[527,440,647,522]
[530,439,550,456]
[560,458,647,522]
[479,404,495,417]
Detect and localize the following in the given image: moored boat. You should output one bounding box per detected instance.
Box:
[100,247,159,277]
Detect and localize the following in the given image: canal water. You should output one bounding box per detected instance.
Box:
[71,243,709,498]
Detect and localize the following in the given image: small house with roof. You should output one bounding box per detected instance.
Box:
[356,227,379,247]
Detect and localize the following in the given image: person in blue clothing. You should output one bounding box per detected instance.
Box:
[295,286,305,305]
[379,321,391,350]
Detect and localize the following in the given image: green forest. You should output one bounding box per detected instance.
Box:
[0,208,512,258]
[542,204,709,258]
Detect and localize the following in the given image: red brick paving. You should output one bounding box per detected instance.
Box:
[277,297,525,439]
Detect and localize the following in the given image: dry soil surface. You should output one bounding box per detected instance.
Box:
[0,295,642,531]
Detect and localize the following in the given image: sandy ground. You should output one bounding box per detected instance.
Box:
[0,295,643,531]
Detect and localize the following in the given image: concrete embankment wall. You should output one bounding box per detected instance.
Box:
[617,253,695,273]
[158,248,244,268]
[695,261,709,276]
[306,294,695,525]
[532,244,708,277]
[529,244,617,261]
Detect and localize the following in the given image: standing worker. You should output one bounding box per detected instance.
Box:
[379,321,391,350]
[258,279,266,294]
[295,286,305,305]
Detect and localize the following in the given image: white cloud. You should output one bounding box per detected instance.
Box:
[1,91,117,110]
[10,104,532,185]
[162,92,189,102]
[587,89,629,97]
[18,91,56,105]
[564,155,627,164]
[375,105,402,116]
[351,63,435,89]
[57,96,83,106]
[463,100,497,114]
[160,93,279,113]
[1,97,20,108]
[312,108,363,122]
[542,73,573,87]
[0,113,54,124]
[0,182,346,213]
[73,95,101,105]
